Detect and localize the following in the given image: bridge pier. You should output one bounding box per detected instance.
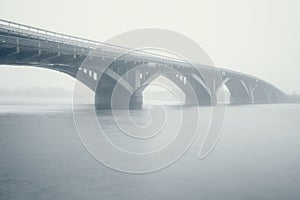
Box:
[185,91,212,106]
[230,95,252,105]
[268,92,286,103]
[95,94,112,110]
[93,71,144,110]
[0,19,286,108]
[95,92,143,110]
[251,85,269,104]
[129,93,143,109]
[223,79,252,105]
[184,75,212,106]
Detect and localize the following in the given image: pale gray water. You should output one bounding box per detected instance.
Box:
[0,98,299,200]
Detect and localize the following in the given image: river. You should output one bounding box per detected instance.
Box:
[0,97,299,200]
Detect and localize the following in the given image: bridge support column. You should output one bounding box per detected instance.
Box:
[95,92,143,110]
[129,93,143,109]
[230,95,252,105]
[95,93,113,110]
[250,84,269,104]
[93,68,144,110]
[268,92,287,103]
[184,76,212,106]
[224,79,252,105]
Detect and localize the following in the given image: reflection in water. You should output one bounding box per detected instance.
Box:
[0,98,300,200]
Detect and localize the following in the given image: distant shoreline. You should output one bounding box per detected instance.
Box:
[0,87,73,98]
[288,94,300,103]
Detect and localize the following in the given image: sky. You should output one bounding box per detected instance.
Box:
[0,0,299,94]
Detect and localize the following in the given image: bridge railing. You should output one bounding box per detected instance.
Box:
[0,19,189,66]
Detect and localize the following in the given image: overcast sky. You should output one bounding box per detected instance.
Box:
[0,0,299,94]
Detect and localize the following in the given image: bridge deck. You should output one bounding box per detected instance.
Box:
[0,19,285,100]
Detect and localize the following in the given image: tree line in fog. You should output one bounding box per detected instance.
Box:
[0,87,72,97]
[288,92,300,103]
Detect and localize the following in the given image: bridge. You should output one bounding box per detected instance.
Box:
[0,19,286,109]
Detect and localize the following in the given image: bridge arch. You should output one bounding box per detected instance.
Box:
[221,78,252,104]
[251,84,269,104]
[268,91,286,103]
[94,65,214,109]
[188,74,212,105]
[137,74,186,105]
[216,83,230,104]
[0,18,286,108]
[139,71,212,106]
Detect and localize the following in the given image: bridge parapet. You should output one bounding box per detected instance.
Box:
[0,19,287,108]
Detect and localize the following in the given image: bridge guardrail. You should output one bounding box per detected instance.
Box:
[0,19,285,95]
[0,19,190,66]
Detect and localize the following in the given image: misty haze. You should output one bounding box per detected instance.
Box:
[0,1,299,200]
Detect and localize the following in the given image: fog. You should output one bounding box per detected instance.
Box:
[0,0,299,94]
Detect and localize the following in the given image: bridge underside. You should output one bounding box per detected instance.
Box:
[0,25,287,109]
[92,73,286,109]
[225,79,252,105]
[94,74,144,109]
[252,85,268,104]
[93,67,212,109]
[222,77,286,105]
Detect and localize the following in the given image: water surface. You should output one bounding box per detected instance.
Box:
[0,98,299,200]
